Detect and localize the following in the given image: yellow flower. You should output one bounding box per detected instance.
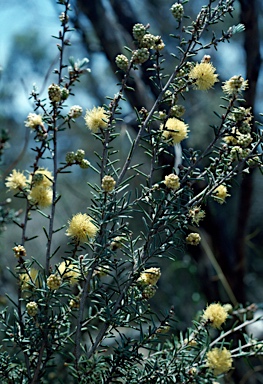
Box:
[31,169,53,188]
[212,185,230,204]
[202,303,228,329]
[25,113,43,129]
[137,267,161,286]
[5,170,27,191]
[206,347,233,375]
[84,106,108,133]
[189,62,219,91]
[66,213,98,242]
[28,185,53,208]
[58,260,81,285]
[161,118,189,145]
[186,233,201,246]
[222,75,248,96]
[164,173,180,190]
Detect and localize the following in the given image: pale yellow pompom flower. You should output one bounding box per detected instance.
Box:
[31,168,53,188]
[28,186,53,208]
[189,62,219,91]
[58,260,81,285]
[137,267,161,286]
[202,303,228,329]
[222,75,248,96]
[66,213,98,242]
[212,185,230,204]
[164,174,180,190]
[206,347,233,375]
[5,170,27,191]
[25,113,43,129]
[84,106,109,133]
[161,118,189,145]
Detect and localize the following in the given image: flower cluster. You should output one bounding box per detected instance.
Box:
[202,303,228,329]
[84,106,109,133]
[66,213,98,243]
[28,169,53,208]
[161,118,189,144]
[189,60,219,91]
[186,233,201,246]
[206,347,233,375]
[5,170,27,191]
[164,173,180,190]
[47,274,62,291]
[101,175,116,192]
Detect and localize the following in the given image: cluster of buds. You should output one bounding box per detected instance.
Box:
[132,48,150,64]
[48,83,62,102]
[65,149,90,169]
[170,2,184,20]
[115,54,129,71]
[186,233,201,246]
[13,245,27,258]
[47,274,62,291]
[26,301,38,317]
[101,175,116,192]
[59,11,69,25]
[164,173,180,191]
[69,297,80,309]
[68,105,83,119]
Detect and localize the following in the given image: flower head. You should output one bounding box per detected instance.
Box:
[5,170,27,191]
[84,107,108,133]
[47,274,62,290]
[31,169,53,188]
[222,75,248,96]
[202,303,228,329]
[101,175,116,192]
[170,3,184,20]
[48,83,61,102]
[58,260,81,285]
[212,185,230,204]
[137,267,161,286]
[189,62,219,91]
[25,113,43,129]
[69,105,83,118]
[28,186,53,208]
[66,213,98,243]
[164,173,180,190]
[13,245,27,258]
[161,118,189,145]
[186,233,201,246]
[206,347,233,375]
[26,301,38,317]
[115,54,129,71]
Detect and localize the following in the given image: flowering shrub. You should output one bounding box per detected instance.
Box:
[1,0,263,383]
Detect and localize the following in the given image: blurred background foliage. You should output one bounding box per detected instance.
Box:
[0,0,263,381]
